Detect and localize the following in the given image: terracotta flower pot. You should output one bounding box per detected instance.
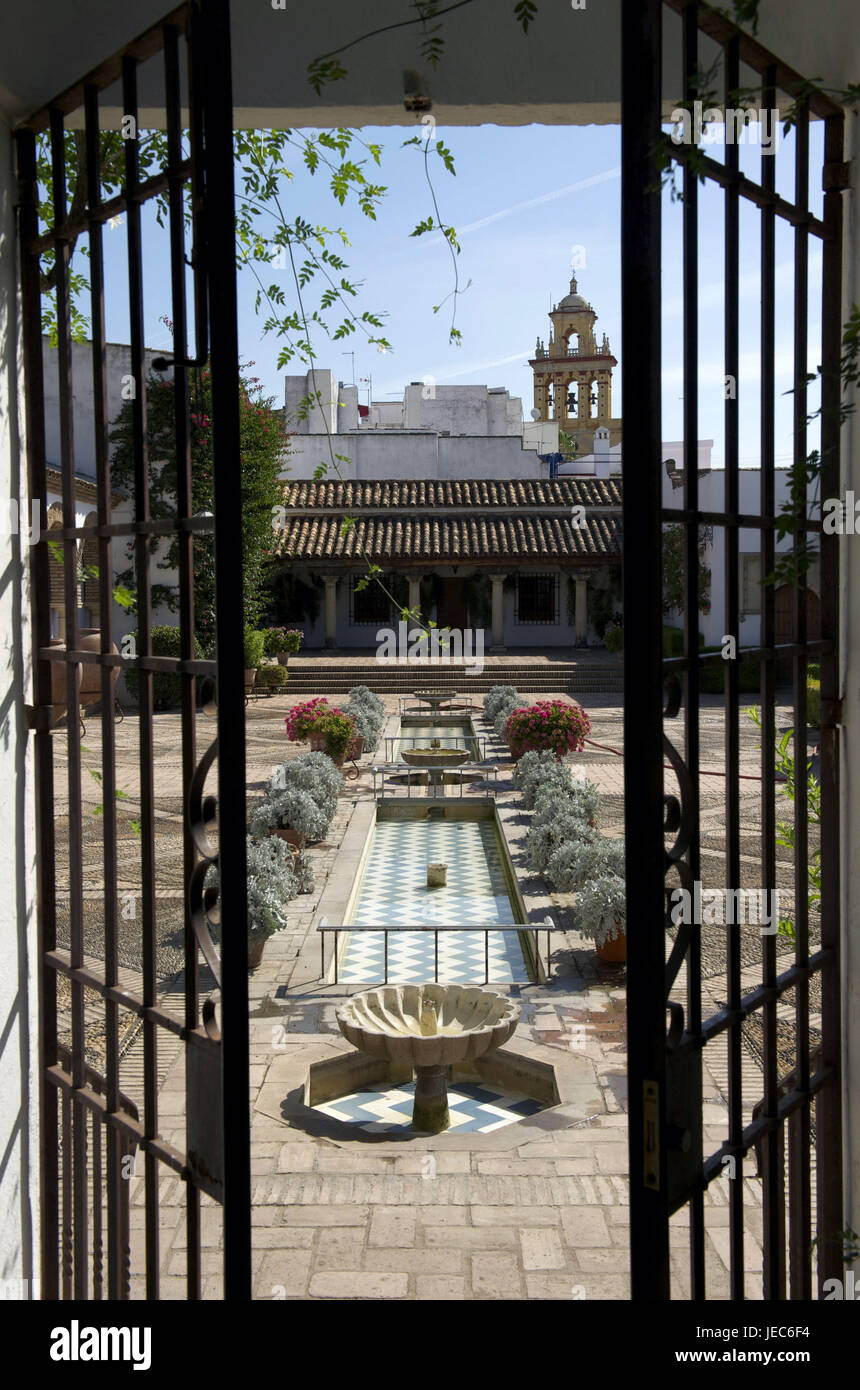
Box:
[596,928,626,964]
[49,629,119,723]
[308,734,351,766]
[268,827,303,849]
[244,669,257,694]
[248,934,267,969]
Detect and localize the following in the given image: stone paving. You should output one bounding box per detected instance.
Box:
[51,681,812,1299]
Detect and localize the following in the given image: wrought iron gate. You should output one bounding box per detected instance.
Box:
[623,0,845,1299]
[17,0,251,1299]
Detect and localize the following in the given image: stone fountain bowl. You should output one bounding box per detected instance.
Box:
[401,746,469,769]
[336,983,519,1068]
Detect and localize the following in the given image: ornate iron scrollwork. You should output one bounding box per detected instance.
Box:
[187,677,222,997]
[661,675,703,1211]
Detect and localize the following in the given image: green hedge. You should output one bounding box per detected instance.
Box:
[662,626,705,656]
[256,664,289,688]
[243,628,266,669]
[698,646,760,693]
[125,625,203,710]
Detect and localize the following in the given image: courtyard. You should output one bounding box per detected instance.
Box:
[49,675,811,1299]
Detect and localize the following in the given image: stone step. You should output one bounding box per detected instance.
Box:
[278,670,623,695]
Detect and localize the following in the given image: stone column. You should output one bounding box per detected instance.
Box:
[574,575,588,647]
[577,373,588,422]
[489,572,506,652]
[323,573,338,648]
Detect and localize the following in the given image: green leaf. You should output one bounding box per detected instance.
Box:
[514,0,538,32]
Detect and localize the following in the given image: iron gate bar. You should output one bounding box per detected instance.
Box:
[122,51,161,1300]
[722,29,743,1301]
[816,107,845,1292]
[83,75,124,1301]
[196,0,252,1300]
[28,164,194,258]
[663,0,845,121]
[18,0,253,1301]
[681,0,705,1299]
[16,129,60,1302]
[789,94,812,1302]
[659,145,828,235]
[758,62,780,1304]
[627,0,845,1301]
[164,16,202,1302]
[622,0,670,1301]
[49,99,90,1302]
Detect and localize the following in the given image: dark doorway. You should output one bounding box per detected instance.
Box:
[436,578,468,631]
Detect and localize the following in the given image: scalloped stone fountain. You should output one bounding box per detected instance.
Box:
[336,983,519,1132]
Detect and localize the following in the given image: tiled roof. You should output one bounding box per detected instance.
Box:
[283,478,622,510]
[274,477,622,564]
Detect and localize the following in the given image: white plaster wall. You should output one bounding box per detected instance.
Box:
[42,338,164,480]
[0,118,38,1294]
[661,469,801,648]
[501,583,579,649]
[284,368,337,434]
[283,431,545,479]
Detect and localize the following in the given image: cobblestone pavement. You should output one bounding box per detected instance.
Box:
[52,684,811,1299]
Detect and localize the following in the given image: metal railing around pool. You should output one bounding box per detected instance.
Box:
[371,762,500,800]
[316,917,557,986]
[383,733,488,762]
[397,695,476,716]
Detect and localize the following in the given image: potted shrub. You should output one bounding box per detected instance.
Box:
[243,627,265,694]
[264,626,304,665]
[308,706,357,764]
[483,685,520,722]
[545,836,627,963]
[506,700,591,760]
[284,696,335,742]
[523,786,600,875]
[269,751,343,821]
[248,786,331,847]
[284,697,356,764]
[204,834,301,968]
[279,629,304,665]
[344,685,385,754]
[575,865,627,963]
[256,664,289,691]
[492,691,521,740]
[512,749,574,810]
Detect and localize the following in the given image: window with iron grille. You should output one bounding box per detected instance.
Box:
[350,574,392,626]
[515,573,559,625]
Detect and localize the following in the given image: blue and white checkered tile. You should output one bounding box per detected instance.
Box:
[341,817,528,982]
[338,927,528,984]
[315,1079,544,1134]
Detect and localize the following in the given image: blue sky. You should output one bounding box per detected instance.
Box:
[90,118,824,472]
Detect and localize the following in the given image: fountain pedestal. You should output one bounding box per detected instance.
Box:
[336,983,520,1135]
[413,1064,450,1133]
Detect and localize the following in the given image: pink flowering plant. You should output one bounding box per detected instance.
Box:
[506,700,591,759]
[285,697,356,759]
[285,697,330,741]
[264,627,304,658]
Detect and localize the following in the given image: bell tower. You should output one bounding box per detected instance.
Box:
[529,274,622,455]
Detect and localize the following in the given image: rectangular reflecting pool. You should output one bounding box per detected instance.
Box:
[338,807,532,985]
